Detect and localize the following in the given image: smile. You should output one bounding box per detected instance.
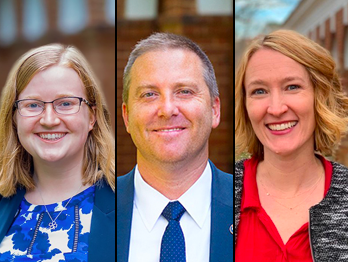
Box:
[267,121,297,131]
[37,133,67,141]
[157,128,184,132]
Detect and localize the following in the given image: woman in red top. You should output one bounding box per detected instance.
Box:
[235,30,348,261]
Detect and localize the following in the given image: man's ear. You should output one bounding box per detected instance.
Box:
[122,102,130,133]
[212,97,221,129]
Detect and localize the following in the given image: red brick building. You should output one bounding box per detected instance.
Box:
[0,0,115,131]
[117,0,233,175]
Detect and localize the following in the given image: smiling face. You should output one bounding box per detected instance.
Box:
[244,48,316,157]
[16,65,95,166]
[122,48,220,165]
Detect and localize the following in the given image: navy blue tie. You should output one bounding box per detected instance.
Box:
[160,201,186,262]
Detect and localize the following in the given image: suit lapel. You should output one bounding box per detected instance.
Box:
[88,180,116,262]
[0,188,25,243]
[209,161,234,261]
[116,170,135,262]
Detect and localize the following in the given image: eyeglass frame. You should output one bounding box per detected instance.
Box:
[14,96,93,117]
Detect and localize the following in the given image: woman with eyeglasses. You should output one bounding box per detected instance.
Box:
[0,44,115,261]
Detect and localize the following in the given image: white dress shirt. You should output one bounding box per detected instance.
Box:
[128,162,212,262]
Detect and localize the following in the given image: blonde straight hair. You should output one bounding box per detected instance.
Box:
[0,44,115,197]
[235,30,348,159]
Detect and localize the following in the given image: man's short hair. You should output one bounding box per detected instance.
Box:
[123,32,219,104]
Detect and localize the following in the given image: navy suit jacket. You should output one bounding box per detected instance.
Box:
[0,179,115,262]
[117,160,233,262]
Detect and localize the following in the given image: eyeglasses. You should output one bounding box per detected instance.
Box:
[14,96,92,117]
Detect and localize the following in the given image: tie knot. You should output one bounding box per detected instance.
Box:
[162,201,186,221]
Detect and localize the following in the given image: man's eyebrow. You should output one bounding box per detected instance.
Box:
[134,81,199,94]
[134,85,158,95]
[174,81,199,88]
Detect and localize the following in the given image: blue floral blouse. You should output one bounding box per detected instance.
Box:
[0,185,95,262]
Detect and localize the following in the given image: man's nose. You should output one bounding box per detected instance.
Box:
[157,95,179,118]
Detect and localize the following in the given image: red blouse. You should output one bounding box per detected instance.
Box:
[235,156,332,262]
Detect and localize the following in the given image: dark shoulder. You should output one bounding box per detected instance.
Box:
[331,161,348,174]
[117,170,135,204]
[214,168,233,186]
[331,161,348,187]
[209,160,233,180]
[209,161,233,207]
[95,179,115,197]
[117,169,135,189]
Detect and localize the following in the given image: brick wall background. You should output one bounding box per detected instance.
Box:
[307,7,348,167]
[117,0,234,175]
[0,0,115,132]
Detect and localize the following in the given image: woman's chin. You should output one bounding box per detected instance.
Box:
[34,152,67,163]
[267,146,297,157]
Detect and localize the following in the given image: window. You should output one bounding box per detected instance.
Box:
[197,0,232,15]
[105,0,115,25]
[23,0,47,42]
[125,0,158,20]
[0,0,16,46]
[58,0,88,34]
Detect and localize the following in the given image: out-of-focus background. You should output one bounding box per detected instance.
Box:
[117,0,234,175]
[236,0,348,167]
[0,0,115,132]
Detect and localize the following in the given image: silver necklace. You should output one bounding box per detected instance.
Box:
[260,173,323,210]
[38,185,83,230]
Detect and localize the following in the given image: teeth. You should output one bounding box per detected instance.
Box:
[268,122,297,131]
[39,133,66,140]
[161,128,182,132]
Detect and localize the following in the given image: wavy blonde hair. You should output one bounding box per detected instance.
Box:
[235,30,348,159]
[0,44,115,197]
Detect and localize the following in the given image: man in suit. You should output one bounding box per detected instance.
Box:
[117,32,233,262]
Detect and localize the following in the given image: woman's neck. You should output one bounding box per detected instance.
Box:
[259,148,324,195]
[29,158,88,204]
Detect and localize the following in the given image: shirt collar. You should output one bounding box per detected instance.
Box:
[134,162,212,232]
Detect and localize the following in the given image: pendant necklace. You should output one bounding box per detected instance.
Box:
[38,184,83,230]
[260,171,323,210]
